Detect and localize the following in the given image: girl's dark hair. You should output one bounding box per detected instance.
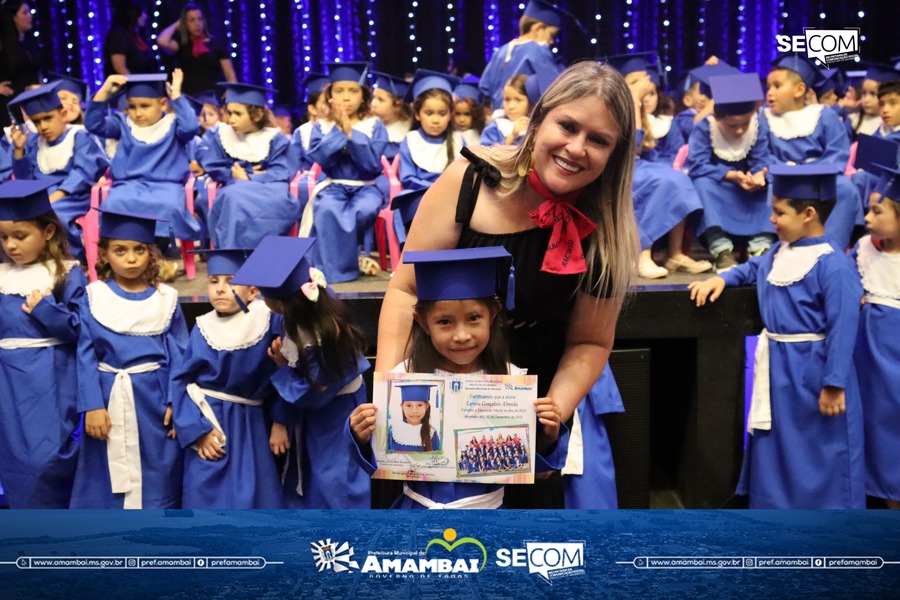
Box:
[454,96,485,134]
[244,104,277,130]
[323,82,373,120]
[402,401,434,451]
[505,74,529,103]
[0,1,29,73]
[407,297,509,375]
[413,88,456,168]
[97,237,162,287]
[111,1,147,30]
[280,289,368,389]
[7,211,74,295]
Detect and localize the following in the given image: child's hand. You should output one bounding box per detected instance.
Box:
[270,422,290,455]
[350,403,377,444]
[21,287,51,314]
[195,430,226,460]
[267,337,288,367]
[170,68,183,99]
[252,164,266,173]
[688,276,726,306]
[818,386,846,417]
[164,405,176,439]
[48,190,66,203]
[705,55,720,65]
[96,75,127,101]
[189,159,205,176]
[535,397,561,448]
[511,116,529,137]
[625,72,653,103]
[231,163,249,180]
[0,80,12,96]
[10,124,29,150]
[750,167,768,189]
[85,408,112,440]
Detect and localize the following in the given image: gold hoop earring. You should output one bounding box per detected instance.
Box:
[517,146,535,177]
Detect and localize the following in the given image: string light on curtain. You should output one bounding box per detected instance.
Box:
[591,13,601,47]
[151,0,163,71]
[484,1,500,63]
[737,3,746,69]
[226,0,237,59]
[447,1,456,59]
[408,1,420,65]
[81,0,106,88]
[334,0,345,59]
[367,0,378,62]
[698,0,707,49]
[260,1,274,88]
[660,0,669,71]
[624,0,634,51]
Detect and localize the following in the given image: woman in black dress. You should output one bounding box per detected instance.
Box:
[103,1,159,76]
[156,2,236,95]
[0,1,41,126]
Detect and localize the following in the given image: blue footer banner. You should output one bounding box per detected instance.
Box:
[1,510,898,598]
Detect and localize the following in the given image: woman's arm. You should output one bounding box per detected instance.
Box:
[157,21,180,54]
[374,158,469,370]
[546,294,621,423]
[110,54,129,76]
[220,58,237,83]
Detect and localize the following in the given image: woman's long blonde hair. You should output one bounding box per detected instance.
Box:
[469,60,639,304]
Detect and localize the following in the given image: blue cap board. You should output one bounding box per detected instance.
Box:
[218,82,274,107]
[193,90,221,108]
[709,73,763,115]
[46,72,88,102]
[453,83,483,104]
[405,69,461,103]
[813,68,848,98]
[187,248,253,276]
[771,52,819,89]
[183,94,206,118]
[98,208,164,244]
[230,236,317,300]
[123,73,168,99]
[273,106,291,117]
[397,384,436,404]
[403,246,513,304]
[390,187,428,228]
[873,165,900,202]
[325,62,370,85]
[525,66,558,106]
[8,82,63,124]
[769,163,842,202]
[372,71,411,100]
[522,0,585,33]
[854,134,900,173]
[604,52,657,77]
[301,72,331,97]
[864,63,900,83]
[0,179,59,221]
[689,62,741,97]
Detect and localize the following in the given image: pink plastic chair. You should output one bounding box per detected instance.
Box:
[672,144,690,171]
[845,141,858,178]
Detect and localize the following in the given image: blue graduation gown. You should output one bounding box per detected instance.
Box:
[387,427,441,452]
[479,40,560,109]
[398,129,464,191]
[290,122,314,172]
[70,280,188,508]
[84,96,201,240]
[762,105,861,248]
[722,237,865,508]
[647,114,686,165]
[0,134,12,181]
[270,347,372,509]
[672,108,698,142]
[170,302,284,509]
[0,262,84,508]
[632,146,703,250]
[201,124,300,248]
[851,237,900,501]
[12,127,109,260]
[685,114,775,237]
[850,127,900,215]
[306,117,388,283]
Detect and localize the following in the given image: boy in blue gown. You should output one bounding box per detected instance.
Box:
[689,164,865,508]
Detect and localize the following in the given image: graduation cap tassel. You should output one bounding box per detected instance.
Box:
[232,289,250,313]
[506,265,516,311]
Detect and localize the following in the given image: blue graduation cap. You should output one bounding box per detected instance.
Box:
[403,246,514,309]
[709,73,763,115]
[689,62,741,97]
[603,52,657,77]
[325,62,370,85]
[8,82,63,123]
[854,135,900,173]
[371,71,411,100]
[189,248,253,276]
[864,62,900,83]
[404,69,461,103]
[218,82,275,107]
[813,68,848,99]
[183,95,206,118]
[771,53,819,89]
[873,165,900,202]
[522,0,586,33]
[453,83,483,104]
[230,236,317,300]
[123,73,168,99]
[390,187,428,228]
[769,163,842,202]
[98,208,165,244]
[301,72,330,97]
[396,384,436,404]
[46,72,88,102]
[193,90,221,109]
[0,179,59,221]
[273,105,292,118]
[525,68,558,106]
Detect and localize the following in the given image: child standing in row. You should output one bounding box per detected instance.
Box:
[231,236,371,508]
[201,82,300,248]
[71,210,188,509]
[852,166,900,509]
[350,247,565,509]
[9,82,108,261]
[0,180,84,508]
[453,82,486,147]
[399,70,463,191]
[689,164,865,508]
[480,73,530,147]
[170,249,284,509]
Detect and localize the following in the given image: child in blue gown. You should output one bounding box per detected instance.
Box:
[689,164,865,508]
[0,180,84,508]
[852,167,900,508]
[349,246,566,509]
[9,82,108,261]
[71,210,188,509]
[170,249,284,509]
[370,71,412,163]
[85,70,201,244]
[231,236,371,509]
[201,83,300,249]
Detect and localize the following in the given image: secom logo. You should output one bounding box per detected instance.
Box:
[775,28,860,66]
[496,542,586,584]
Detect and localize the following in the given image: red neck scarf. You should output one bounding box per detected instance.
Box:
[191,34,210,58]
[527,170,597,274]
[130,31,148,53]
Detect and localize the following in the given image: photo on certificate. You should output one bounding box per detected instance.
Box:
[372,372,537,484]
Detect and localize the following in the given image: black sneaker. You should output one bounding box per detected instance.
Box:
[714,249,738,274]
